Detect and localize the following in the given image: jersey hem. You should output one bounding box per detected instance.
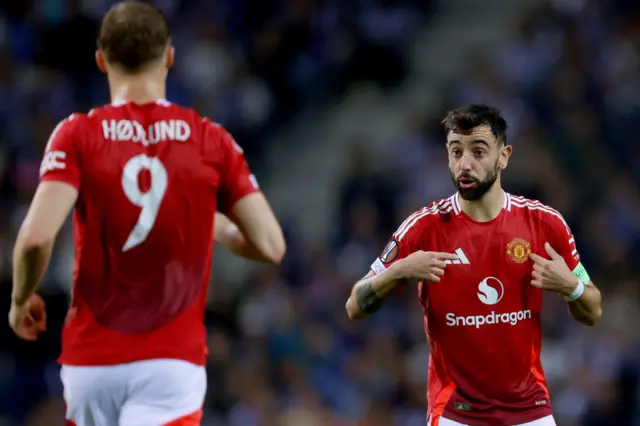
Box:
[442,404,554,425]
[58,352,207,367]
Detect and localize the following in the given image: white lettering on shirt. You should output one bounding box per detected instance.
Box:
[40,151,67,176]
[102,119,191,145]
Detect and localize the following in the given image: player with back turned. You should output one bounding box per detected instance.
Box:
[345,105,602,426]
[8,2,285,425]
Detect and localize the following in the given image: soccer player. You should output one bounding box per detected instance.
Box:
[345,104,602,426]
[8,2,285,425]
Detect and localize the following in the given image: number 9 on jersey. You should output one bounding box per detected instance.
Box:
[121,154,168,252]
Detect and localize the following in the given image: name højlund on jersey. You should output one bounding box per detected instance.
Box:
[102,119,191,145]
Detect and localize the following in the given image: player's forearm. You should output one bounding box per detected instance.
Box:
[11,181,76,305]
[225,237,275,263]
[218,227,276,263]
[214,213,278,263]
[12,238,53,306]
[229,194,286,264]
[568,283,602,326]
[346,264,405,320]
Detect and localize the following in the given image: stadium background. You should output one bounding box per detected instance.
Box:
[1,0,639,425]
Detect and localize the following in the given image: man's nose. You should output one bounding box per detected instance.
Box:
[458,152,473,171]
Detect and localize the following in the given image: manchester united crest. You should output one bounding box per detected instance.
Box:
[507,238,531,264]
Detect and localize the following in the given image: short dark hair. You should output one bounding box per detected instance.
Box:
[98,1,171,72]
[442,104,508,145]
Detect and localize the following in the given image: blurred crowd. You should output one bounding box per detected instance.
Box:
[0,0,431,167]
[1,0,640,425]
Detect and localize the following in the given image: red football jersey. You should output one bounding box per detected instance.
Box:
[40,100,259,366]
[371,192,581,425]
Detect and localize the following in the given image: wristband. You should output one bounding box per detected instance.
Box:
[564,280,585,302]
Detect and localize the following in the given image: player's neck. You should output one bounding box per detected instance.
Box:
[459,185,505,222]
[108,69,167,105]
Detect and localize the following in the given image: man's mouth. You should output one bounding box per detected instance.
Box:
[458,177,477,189]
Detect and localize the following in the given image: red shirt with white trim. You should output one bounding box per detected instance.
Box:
[371,192,581,425]
[40,100,259,366]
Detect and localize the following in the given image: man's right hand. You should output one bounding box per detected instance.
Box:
[394,251,458,282]
[9,294,47,341]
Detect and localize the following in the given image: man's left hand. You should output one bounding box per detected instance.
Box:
[530,242,578,297]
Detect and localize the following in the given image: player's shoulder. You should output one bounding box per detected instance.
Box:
[200,116,244,154]
[507,193,571,232]
[45,113,90,149]
[200,115,231,137]
[159,101,202,123]
[54,112,90,128]
[393,195,456,241]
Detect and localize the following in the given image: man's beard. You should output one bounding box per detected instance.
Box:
[451,164,499,201]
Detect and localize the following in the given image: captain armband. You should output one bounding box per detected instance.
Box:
[571,262,591,285]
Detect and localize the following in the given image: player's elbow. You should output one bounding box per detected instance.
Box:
[345,296,365,320]
[240,219,286,264]
[584,290,603,326]
[586,306,603,326]
[580,315,599,327]
[15,228,55,256]
[272,237,287,264]
[259,236,286,265]
[571,305,602,327]
[230,193,286,264]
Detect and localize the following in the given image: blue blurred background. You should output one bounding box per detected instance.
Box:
[1,0,640,425]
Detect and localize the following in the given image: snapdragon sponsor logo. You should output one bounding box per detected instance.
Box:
[446,310,532,328]
[445,276,532,328]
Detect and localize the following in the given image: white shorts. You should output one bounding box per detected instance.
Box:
[427,414,556,426]
[61,359,206,426]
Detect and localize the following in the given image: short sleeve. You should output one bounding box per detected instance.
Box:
[39,115,82,190]
[370,209,424,275]
[204,120,260,213]
[546,211,583,274]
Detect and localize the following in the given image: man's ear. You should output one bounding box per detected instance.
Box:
[165,46,175,69]
[499,144,512,170]
[96,50,107,74]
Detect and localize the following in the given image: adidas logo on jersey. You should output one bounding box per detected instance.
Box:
[444,248,470,264]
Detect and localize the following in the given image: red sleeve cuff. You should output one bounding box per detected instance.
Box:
[40,173,80,191]
[219,186,260,215]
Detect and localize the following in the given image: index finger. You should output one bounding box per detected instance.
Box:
[529,253,546,264]
[433,252,459,260]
